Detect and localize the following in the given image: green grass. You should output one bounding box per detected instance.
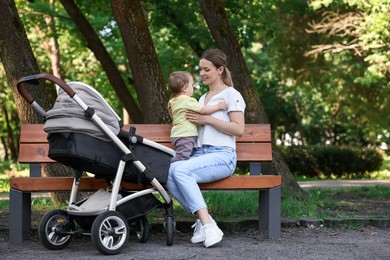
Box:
[0,186,388,225]
[147,185,390,222]
[0,156,389,223]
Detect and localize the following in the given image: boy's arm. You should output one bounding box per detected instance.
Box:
[198,102,227,115]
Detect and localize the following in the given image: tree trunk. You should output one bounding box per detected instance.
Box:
[1,137,9,161]
[0,0,75,201]
[0,0,51,123]
[59,0,143,123]
[110,0,170,123]
[199,0,268,124]
[45,0,63,79]
[2,105,18,161]
[199,0,306,197]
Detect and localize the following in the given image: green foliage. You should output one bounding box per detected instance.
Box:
[280,145,384,178]
[2,0,388,162]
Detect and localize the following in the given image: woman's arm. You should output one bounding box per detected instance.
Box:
[186,110,245,137]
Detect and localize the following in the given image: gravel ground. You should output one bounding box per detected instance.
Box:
[1,225,389,259]
[1,180,389,259]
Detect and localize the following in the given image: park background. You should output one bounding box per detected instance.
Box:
[0,0,389,200]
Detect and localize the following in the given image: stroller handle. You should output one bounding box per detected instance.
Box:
[17,73,76,104]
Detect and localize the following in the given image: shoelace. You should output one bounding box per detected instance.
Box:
[191,219,202,233]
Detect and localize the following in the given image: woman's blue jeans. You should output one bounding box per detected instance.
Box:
[166,145,236,214]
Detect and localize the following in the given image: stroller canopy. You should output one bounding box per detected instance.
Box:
[44,82,121,141]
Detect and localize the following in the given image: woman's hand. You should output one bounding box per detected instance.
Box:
[186,110,209,125]
[186,110,245,137]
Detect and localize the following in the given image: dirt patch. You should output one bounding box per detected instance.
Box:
[318,192,390,218]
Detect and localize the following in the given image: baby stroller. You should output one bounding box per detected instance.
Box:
[16,74,175,255]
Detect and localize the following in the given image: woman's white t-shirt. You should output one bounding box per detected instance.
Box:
[196,87,246,149]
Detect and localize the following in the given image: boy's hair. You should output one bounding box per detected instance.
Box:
[168,71,192,94]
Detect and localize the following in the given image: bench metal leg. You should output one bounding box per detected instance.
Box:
[9,188,32,244]
[258,186,281,239]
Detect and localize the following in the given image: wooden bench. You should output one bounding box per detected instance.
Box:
[9,123,281,244]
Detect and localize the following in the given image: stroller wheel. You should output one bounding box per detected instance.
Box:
[164,215,175,246]
[91,211,129,255]
[134,216,150,243]
[38,209,74,250]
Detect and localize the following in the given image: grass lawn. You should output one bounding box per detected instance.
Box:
[0,155,389,223]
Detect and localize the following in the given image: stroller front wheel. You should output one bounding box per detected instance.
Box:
[164,215,175,246]
[91,211,129,255]
[38,209,74,250]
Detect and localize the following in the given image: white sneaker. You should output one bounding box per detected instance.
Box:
[191,215,217,244]
[191,219,203,243]
[203,223,224,248]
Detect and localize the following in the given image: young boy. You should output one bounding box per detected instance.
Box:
[168,71,227,163]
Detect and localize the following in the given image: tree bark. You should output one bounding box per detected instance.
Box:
[0,0,51,123]
[110,0,170,123]
[2,105,18,161]
[59,0,143,123]
[45,0,63,79]
[199,0,306,197]
[200,0,268,124]
[0,0,75,201]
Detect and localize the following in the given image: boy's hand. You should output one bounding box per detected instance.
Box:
[167,103,172,118]
[217,101,228,110]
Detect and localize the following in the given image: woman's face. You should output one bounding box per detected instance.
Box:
[199,58,220,86]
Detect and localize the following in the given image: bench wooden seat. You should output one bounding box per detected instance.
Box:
[9,124,281,244]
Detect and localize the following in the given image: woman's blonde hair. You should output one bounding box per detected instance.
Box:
[200,49,233,87]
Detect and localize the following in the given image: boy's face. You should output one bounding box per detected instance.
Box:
[183,75,194,97]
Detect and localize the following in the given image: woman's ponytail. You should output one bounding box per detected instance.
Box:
[201,49,233,87]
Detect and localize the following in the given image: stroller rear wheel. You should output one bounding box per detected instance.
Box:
[134,216,150,243]
[38,209,75,250]
[91,211,129,255]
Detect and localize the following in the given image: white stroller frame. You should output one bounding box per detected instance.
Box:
[17,73,175,255]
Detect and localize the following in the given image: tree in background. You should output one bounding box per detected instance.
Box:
[110,0,171,123]
[59,0,143,123]
[0,0,77,201]
[305,0,389,146]
[199,0,305,196]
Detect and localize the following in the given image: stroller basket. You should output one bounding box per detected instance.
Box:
[72,190,162,230]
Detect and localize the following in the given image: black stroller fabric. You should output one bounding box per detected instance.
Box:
[47,132,171,184]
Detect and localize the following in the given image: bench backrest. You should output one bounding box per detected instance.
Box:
[19,124,272,163]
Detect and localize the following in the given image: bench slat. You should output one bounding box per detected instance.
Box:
[18,142,272,163]
[11,176,281,192]
[20,124,271,143]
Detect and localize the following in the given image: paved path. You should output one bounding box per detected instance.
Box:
[1,226,390,259]
[298,179,390,190]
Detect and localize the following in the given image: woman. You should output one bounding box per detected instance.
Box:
[166,49,246,248]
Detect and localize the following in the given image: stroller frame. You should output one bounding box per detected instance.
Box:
[17,74,175,255]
